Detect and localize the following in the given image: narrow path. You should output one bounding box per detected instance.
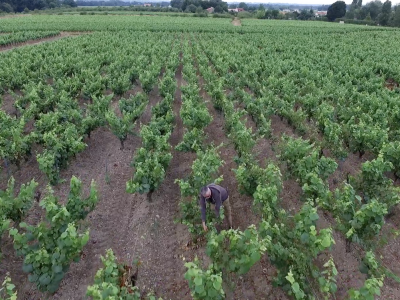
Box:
[231,17,241,26]
[0,32,90,52]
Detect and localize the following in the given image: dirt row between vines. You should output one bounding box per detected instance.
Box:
[0,64,194,300]
[196,34,400,299]
[1,38,400,300]
[0,32,91,52]
[231,17,241,26]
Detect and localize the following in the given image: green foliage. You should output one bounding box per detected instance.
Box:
[87,249,143,300]
[184,257,225,300]
[226,113,256,157]
[176,128,205,152]
[347,119,388,156]
[36,124,86,185]
[127,147,172,194]
[259,203,335,298]
[105,110,136,149]
[159,73,177,98]
[110,73,131,96]
[139,66,160,94]
[279,136,336,203]
[175,144,224,237]
[328,182,393,247]
[178,200,223,237]
[240,92,272,137]
[9,176,98,293]
[180,92,212,130]
[318,257,338,300]
[252,164,282,220]
[0,177,37,259]
[0,275,17,300]
[176,146,224,198]
[233,158,264,196]
[327,1,346,21]
[381,141,400,178]
[345,199,387,244]
[126,81,175,195]
[357,155,400,209]
[349,252,385,300]
[0,177,38,224]
[348,276,384,300]
[233,156,282,220]
[0,112,36,167]
[280,136,337,181]
[206,225,269,274]
[285,270,305,300]
[66,176,99,221]
[82,94,113,138]
[119,93,148,116]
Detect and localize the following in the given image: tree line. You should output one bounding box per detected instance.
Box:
[170,0,228,13]
[327,0,400,26]
[76,1,170,6]
[0,0,76,13]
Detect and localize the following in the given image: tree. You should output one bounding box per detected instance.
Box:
[392,5,400,26]
[0,3,14,12]
[62,0,76,7]
[346,10,355,18]
[327,1,346,21]
[238,2,248,10]
[298,9,313,20]
[214,4,223,12]
[271,9,279,18]
[378,0,391,25]
[229,3,237,8]
[382,0,392,13]
[170,0,184,9]
[359,6,369,19]
[357,0,362,7]
[186,3,197,12]
[256,9,265,18]
[367,0,383,20]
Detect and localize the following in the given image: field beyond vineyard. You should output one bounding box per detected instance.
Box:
[1,15,400,300]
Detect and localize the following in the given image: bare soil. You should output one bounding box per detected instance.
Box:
[0,14,32,19]
[385,78,399,90]
[197,71,289,300]
[0,71,194,299]
[2,38,400,300]
[231,18,241,26]
[0,32,91,52]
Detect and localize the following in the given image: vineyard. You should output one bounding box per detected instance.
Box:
[1,15,400,300]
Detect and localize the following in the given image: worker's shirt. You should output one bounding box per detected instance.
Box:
[199,184,229,223]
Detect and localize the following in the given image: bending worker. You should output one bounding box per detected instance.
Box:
[199,183,233,232]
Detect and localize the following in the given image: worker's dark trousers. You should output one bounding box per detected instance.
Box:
[211,197,233,228]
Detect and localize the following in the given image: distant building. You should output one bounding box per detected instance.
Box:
[315,11,327,17]
[143,3,152,7]
[206,7,214,13]
[228,8,245,12]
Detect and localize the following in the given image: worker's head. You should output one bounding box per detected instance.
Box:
[201,186,212,199]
